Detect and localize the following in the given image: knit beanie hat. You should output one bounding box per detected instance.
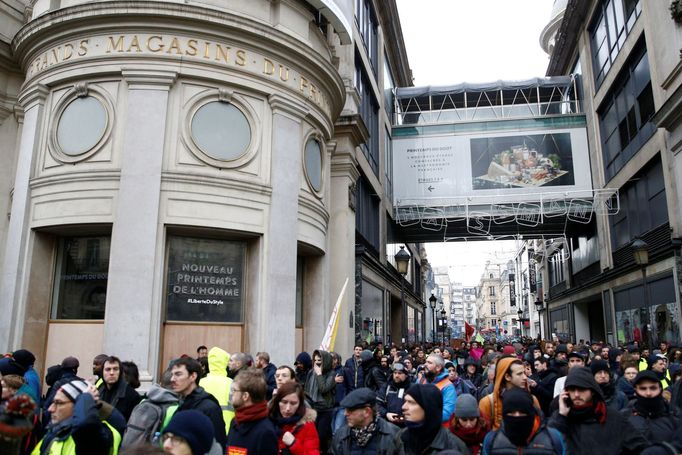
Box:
[0,358,26,376]
[12,350,35,369]
[455,394,480,418]
[502,387,536,416]
[590,359,610,375]
[162,410,214,455]
[405,383,443,419]
[502,345,516,355]
[59,379,89,402]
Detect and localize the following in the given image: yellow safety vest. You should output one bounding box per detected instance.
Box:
[200,375,235,433]
[32,421,121,455]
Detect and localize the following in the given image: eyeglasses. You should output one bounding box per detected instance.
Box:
[162,433,187,446]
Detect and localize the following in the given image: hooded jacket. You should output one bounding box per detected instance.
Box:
[304,350,336,410]
[199,347,235,433]
[478,357,541,430]
[393,384,470,455]
[547,367,648,455]
[296,352,313,385]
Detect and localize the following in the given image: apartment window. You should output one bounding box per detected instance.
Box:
[599,41,655,180]
[383,56,395,116]
[489,273,494,279]
[491,303,497,315]
[355,0,378,70]
[610,157,668,249]
[355,54,380,175]
[590,0,641,86]
[356,176,381,253]
[51,236,110,320]
[489,286,496,297]
[384,127,393,201]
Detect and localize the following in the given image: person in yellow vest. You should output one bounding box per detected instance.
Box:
[648,353,672,390]
[415,354,456,423]
[32,379,120,455]
[198,347,235,434]
[92,354,108,389]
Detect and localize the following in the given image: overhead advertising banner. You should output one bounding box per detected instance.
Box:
[509,273,516,306]
[392,126,592,206]
[528,249,537,293]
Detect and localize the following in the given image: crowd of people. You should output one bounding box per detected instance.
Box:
[1,338,682,454]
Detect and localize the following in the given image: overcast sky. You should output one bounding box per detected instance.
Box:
[395,0,556,285]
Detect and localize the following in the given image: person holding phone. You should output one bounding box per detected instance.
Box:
[548,366,647,455]
[376,363,410,427]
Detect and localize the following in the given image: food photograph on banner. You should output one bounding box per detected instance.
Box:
[470,132,574,190]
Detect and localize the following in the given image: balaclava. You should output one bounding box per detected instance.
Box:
[502,388,536,447]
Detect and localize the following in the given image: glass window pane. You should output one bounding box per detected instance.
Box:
[304,138,323,192]
[361,280,384,343]
[166,236,245,322]
[52,236,110,319]
[57,97,107,156]
[191,102,251,161]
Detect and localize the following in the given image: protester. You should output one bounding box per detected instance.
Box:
[416,354,457,423]
[198,347,235,434]
[449,394,488,455]
[268,381,320,454]
[97,355,142,421]
[393,384,469,454]
[548,366,647,454]
[226,368,278,454]
[376,362,411,427]
[331,388,399,454]
[160,409,219,455]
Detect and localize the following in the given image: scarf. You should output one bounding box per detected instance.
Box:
[350,417,377,447]
[503,414,535,447]
[634,395,668,418]
[235,401,269,425]
[453,423,487,447]
[275,414,302,428]
[402,419,440,454]
[568,400,607,425]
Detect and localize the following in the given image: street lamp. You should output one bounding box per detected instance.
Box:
[517,307,523,336]
[429,293,437,342]
[632,238,650,348]
[440,307,447,345]
[394,246,411,345]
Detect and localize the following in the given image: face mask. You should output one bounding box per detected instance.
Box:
[503,414,535,447]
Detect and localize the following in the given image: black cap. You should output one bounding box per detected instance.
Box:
[633,370,662,387]
[627,345,640,353]
[340,388,376,409]
[567,351,584,361]
[556,344,568,354]
[590,359,610,375]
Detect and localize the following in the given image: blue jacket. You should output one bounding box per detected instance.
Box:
[37,393,114,455]
[416,371,457,423]
[334,365,346,405]
[342,357,364,394]
[24,367,42,406]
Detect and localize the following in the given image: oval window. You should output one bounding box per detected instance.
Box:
[57,96,107,156]
[191,101,251,161]
[304,138,323,192]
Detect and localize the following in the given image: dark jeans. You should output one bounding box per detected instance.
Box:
[315,407,334,453]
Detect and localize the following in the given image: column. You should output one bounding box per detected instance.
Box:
[0,85,49,351]
[251,94,305,366]
[102,70,176,382]
[327,116,362,359]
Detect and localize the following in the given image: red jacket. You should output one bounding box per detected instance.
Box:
[276,408,320,455]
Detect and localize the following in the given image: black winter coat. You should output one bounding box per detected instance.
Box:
[331,418,400,455]
[226,414,278,454]
[97,377,141,421]
[376,379,410,421]
[532,368,559,416]
[548,407,648,455]
[179,386,227,450]
[621,399,680,444]
[393,426,471,455]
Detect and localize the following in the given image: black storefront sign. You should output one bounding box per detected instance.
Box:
[166,236,245,322]
[509,273,516,306]
[528,249,537,293]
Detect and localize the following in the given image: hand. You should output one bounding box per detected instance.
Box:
[386,412,401,423]
[85,381,100,400]
[558,391,570,416]
[335,374,344,384]
[282,431,295,446]
[527,378,537,388]
[314,365,322,375]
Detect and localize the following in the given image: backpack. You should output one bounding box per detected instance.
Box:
[121,398,179,448]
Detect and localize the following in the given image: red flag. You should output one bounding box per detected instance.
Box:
[464,322,475,342]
